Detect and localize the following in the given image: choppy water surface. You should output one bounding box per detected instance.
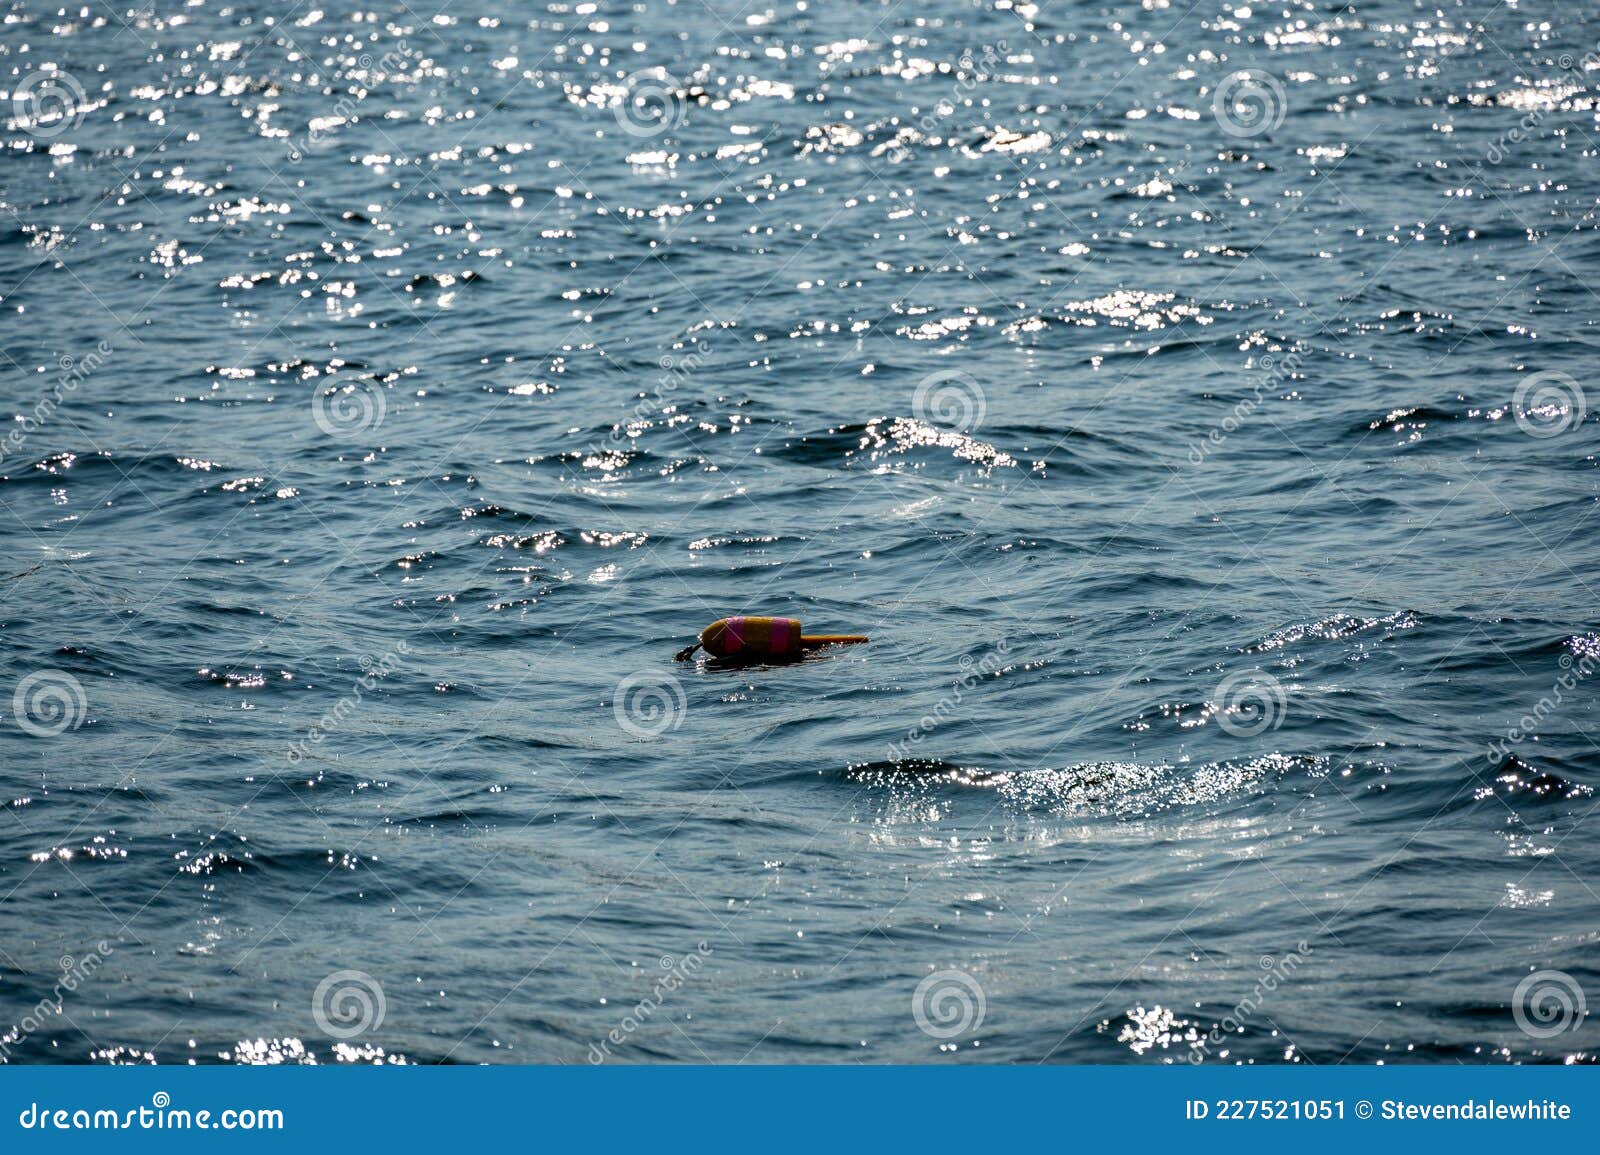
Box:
[2,0,1598,1064]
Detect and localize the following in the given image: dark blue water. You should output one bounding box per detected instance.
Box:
[2,0,1598,1065]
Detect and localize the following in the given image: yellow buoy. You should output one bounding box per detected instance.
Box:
[674,616,869,662]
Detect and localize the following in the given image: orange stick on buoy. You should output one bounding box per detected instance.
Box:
[674,617,869,662]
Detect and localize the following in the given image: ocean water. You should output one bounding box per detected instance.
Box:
[2,0,1598,1065]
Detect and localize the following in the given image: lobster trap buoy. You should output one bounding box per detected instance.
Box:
[673,617,869,662]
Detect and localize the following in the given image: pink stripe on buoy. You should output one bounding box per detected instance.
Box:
[724,617,745,652]
[770,616,791,654]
